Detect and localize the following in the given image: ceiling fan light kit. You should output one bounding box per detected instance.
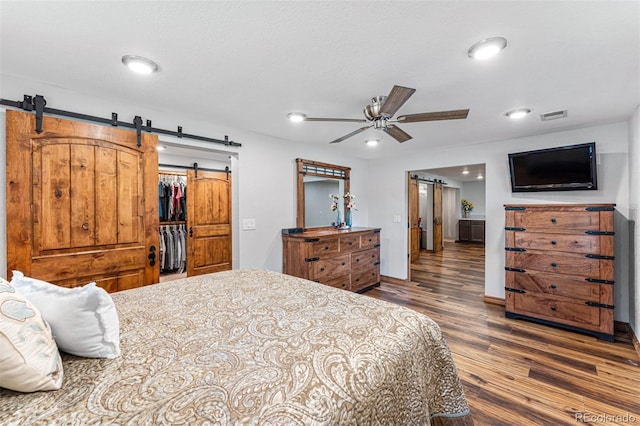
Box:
[467,36,508,60]
[287,112,307,122]
[290,84,470,144]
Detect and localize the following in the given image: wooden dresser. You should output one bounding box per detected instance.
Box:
[282,227,381,293]
[504,204,615,341]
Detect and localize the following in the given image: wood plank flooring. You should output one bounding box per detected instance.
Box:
[366,242,640,426]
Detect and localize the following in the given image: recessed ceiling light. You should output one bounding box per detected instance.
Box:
[122,55,158,75]
[287,112,307,122]
[462,170,469,175]
[477,175,484,180]
[505,108,532,119]
[468,37,508,60]
[365,138,379,146]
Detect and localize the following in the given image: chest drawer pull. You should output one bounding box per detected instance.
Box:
[551,217,557,223]
[341,262,346,266]
[305,257,320,262]
[585,301,615,309]
[550,284,557,289]
[304,238,320,242]
[551,262,557,267]
[585,254,615,260]
[505,227,526,231]
[505,247,526,252]
[550,306,557,311]
[374,243,381,248]
[374,261,381,266]
[585,278,615,285]
[551,240,557,245]
[505,287,525,293]
[585,230,615,235]
[505,267,526,273]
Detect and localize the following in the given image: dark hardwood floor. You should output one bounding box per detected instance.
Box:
[366,242,640,426]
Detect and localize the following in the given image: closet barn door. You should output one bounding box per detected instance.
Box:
[6,110,159,291]
[187,169,231,276]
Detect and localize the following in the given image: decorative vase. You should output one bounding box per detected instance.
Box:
[346,209,352,228]
[463,211,470,218]
[336,209,342,227]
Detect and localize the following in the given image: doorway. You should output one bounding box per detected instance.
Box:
[407,164,486,283]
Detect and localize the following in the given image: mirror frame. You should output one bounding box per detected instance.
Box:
[296,158,350,229]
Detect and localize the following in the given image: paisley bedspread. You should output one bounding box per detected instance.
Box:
[0,269,472,425]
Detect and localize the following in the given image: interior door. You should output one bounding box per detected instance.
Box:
[6,110,159,291]
[409,174,420,262]
[432,182,444,253]
[186,169,232,276]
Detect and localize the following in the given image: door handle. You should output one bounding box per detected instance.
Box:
[148,245,156,267]
[189,227,193,237]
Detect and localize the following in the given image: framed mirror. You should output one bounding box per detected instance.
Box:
[296,159,350,228]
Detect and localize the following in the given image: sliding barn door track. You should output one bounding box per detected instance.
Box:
[0,94,241,148]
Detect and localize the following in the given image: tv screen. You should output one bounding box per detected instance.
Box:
[508,142,597,192]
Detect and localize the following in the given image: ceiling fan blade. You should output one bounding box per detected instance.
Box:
[380,85,416,118]
[384,125,413,143]
[305,117,368,123]
[329,125,373,144]
[396,109,469,123]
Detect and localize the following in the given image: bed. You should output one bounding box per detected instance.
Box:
[0,269,472,425]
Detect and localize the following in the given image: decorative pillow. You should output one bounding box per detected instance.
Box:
[0,277,63,392]
[11,272,121,359]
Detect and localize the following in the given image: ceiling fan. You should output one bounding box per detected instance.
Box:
[290,85,469,144]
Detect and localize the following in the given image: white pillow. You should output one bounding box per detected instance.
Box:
[11,271,121,359]
[0,277,64,392]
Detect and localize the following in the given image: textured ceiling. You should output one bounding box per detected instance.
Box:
[1,1,638,160]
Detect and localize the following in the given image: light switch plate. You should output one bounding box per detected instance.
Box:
[242,218,256,230]
[393,215,401,223]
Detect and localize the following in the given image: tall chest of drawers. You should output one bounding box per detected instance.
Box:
[504,204,615,341]
[282,227,381,293]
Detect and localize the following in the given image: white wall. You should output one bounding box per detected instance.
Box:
[0,75,369,278]
[629,105,640,336]
[461,180,486,218]
[368,122,631,322]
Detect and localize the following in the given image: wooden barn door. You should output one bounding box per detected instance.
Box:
[186,169,231,276]
[432,182,444,253]
[6,110,159,291]
[408,174,421,262]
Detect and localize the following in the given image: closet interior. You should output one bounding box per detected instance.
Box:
[159,171,187,281]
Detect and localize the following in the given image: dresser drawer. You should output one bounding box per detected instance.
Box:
[322,274,350,291]
[351,269,379,292]
[507,250,603,277]
[510,292,601,328]
[506,270,602,302]
[313,254,350,280]
[312,239,339,257]
[514,210,600,231]
[339,235,361,253]
[360,232,380,249]
[352,248,379,272]
[512,232,600,254]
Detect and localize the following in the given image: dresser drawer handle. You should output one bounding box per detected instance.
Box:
[324,246,330,250]
[550,284,557,289]
[551,262,557,267]
[349,242,353,245]
[320,267,325,272]
[551,217,557,223]
[551,240,557,245]
[341,262,346,266]
[355,259,360,262]
[550,305,557,311]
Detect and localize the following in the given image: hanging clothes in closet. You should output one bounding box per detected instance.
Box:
[159,224,187,274]
[158,174,187,222]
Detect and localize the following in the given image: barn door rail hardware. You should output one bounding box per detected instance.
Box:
[0,94,242,149]
[160,163,230,179]
[410,175,447,185]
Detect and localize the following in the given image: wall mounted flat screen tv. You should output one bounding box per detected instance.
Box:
[508,142,597,192]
